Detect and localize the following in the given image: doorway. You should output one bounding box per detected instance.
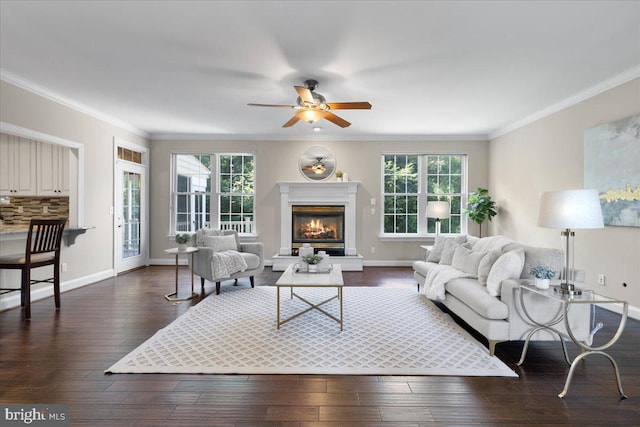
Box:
[114,142,148,273]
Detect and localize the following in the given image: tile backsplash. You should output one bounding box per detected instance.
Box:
[0,196,69,229]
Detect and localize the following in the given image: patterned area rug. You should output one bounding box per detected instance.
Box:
[106,287,516,376]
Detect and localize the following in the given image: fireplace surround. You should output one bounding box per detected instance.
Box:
[273,181,362,271]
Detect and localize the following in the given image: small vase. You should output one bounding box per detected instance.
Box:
[308,264,317,272]
[535,278,550,289]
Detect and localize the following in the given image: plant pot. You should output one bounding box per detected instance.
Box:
[177,243,188,250]
[535,278,550,289]
[308,264,317,272]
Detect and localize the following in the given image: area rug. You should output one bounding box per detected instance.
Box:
[106,286,516,377]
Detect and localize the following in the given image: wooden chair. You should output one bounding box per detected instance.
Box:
[0,218,67,319]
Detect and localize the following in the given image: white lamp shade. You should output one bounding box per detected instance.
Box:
[537,189,604,229]
[426,201,451,219]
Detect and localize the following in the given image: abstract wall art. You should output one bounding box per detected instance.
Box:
[584,113,640,227]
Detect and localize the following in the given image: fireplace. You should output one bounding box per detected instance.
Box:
[291,205,345,255]
[275,181,362,271]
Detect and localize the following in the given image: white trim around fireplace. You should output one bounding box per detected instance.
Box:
[273,181,363,271]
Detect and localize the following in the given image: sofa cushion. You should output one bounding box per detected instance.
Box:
[486,248,525,296]
[451,245,487,275]
[428,235,466,262]
[439,239,460,265]
[477,250,502,286]
[503,243,564,280]
[470,235,515,253]
[446,278,509,320]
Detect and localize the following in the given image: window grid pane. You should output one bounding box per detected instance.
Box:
[382,155,419,234]
[218,154,255,233]
[426,155,464,234]
[174,154,213,233]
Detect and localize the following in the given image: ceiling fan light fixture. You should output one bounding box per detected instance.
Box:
[312,126,322,132]
[303,109,323,123]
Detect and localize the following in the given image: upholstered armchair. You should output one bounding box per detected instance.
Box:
[191,229,264,295]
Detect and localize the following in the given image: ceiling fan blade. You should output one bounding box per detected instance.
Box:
[282,113,302,128]
[324,111,351,128]
[294,86,314,103]
[247,103,296,108]
[326,102,372,110]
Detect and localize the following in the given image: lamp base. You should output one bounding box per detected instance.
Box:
[552,283,582,296]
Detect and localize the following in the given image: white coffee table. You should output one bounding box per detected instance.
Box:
[275,264,344,330]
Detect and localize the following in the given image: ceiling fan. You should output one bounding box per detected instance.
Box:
[248,79,372,128]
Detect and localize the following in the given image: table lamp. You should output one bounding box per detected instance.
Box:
[537,189,604,295]
[426,201,450,236]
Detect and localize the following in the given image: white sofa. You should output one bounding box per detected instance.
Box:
[413,235,590,356]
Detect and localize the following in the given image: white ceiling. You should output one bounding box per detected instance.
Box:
[1,1,639,140]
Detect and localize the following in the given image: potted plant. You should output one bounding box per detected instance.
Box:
[175,233,191,250]
[529,265,556,289]
[302,254,323,272]
[464,187,497,237]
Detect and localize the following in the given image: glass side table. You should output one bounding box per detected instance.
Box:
[518,283,628,399]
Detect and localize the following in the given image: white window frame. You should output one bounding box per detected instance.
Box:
[380,153,467,240]
[170,152,256,236]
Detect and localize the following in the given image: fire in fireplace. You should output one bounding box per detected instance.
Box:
[291,205,345,255]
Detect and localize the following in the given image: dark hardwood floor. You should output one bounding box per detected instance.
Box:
[1,266,639,426]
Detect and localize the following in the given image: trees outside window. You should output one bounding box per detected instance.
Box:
[172,153,255,234]
[382,154,466,236]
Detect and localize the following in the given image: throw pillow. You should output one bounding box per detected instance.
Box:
[439,239,460,265]
[427,235,466,263]
[486,249,525,297]
[196,228,223,246]
[451,246,487,276]
[203,234,238,252]
[477,250,502,286]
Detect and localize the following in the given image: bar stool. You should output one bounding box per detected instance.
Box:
[0,218,67,319]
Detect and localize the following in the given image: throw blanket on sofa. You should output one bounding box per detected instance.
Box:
[421,264,474,301]
[211,250,248,279]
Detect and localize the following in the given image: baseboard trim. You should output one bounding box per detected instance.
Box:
[0,269,115,312]
[597,302,640,322]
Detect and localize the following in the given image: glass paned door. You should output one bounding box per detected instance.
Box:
[116,161,147,273]
[122,171,141,258]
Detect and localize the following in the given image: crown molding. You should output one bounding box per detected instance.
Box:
[149,132,489,142]
[1,69,149,139]
[489,65,640,140]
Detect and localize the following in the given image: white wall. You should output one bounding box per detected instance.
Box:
[0,80,149,307]
[149,138,489,264]
[489,78,640,310]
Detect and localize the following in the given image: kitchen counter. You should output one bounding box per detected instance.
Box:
[0,226,93,246]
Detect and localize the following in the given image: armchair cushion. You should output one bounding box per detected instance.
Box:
[203,234,238,252]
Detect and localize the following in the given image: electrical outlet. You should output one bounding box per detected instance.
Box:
[370,246,376,254]
[17,206,23,214]
[598,274,605,286]
[370,208,375,215]
[43,206,49,214]
[61,263,68,272]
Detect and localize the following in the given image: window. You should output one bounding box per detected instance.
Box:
[382,154,466,236]
[426,155,464,234]
[383,155,419,233]
[218,154,255,232]
[172,153,255,234]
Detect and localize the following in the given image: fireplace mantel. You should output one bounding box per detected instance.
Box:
[274,181,363,271]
